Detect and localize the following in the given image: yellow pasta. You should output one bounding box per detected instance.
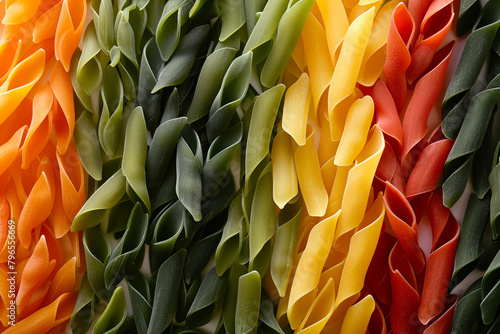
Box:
[334,95,374,166]
[302,13,332,116]
[287,211,340,329]
[282,72,311,146]
[320,157,337,196]
[349,0,384,22]
[295,278,336,334]
[332,194,384,323]
[328,7,374,141]
[294,125,329,217]
[326,164,351,217]
[339,295,376,334]
[357,0,399,86]
[272,131,299,209]
[334,126,384,247]
[316,0,348,65]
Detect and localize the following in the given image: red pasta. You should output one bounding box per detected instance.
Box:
[407,0,454,84]
[384,182,426,274]
[388,242,423,333]
[401,41,454,166]
[384,3,415,112]
[418,191,459,325]
[359,79,403,151]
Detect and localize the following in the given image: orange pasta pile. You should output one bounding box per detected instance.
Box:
[271,0,393,332]
[0,0,86,332]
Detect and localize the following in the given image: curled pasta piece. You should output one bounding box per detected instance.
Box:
[389,242,422,334]
[401,41,454,165]
[288,211,340,329]
[333,195,385,323]
[272,131,299,210]
[334,96,374,167]
[384,3,414,112]
[384,182,426,273]
[359,78,402,151]
[419,191,459,325]
[406,0,454,84]
[0,49,45,126]
[316,0,348,65]
[328,7,374,140]
[301,14,332,115]
[294,125,328,217]
[339,295,376,334]
[358,0,399,87]
[54,0,86,71]
[282,72,311,146]
[334,126,384,245]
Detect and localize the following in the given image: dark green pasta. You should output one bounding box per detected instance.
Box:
[457,0,482,37]
[451,279,483,333]
[442,72,500,208]
[441,0,500,139]
[451,193,490,288]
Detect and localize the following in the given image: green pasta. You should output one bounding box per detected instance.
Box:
[235,271,261,334]
[441,0,500,138]
[71,274,96,334]
[148,249,186,334]
[122,107,151,213]
[216,194,246,276]
[83,226,112,302]
[451,279,483,333]
[457,0,482,36]
[249,162,275,278]
[481,249,500,324]
[442,72,500,208]
[104,203,148,289]
[271,198,302,297]
[452,193,490,288]
[186,267,229,328]
[93,287,127,334]
[490,140,500,238]
[70,0,312,332]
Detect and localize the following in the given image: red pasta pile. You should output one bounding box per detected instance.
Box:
[360,1,460,332]
[0,0,86,332]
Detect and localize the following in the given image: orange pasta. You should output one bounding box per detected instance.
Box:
[0,0,85,331]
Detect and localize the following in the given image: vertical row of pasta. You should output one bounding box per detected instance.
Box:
[67,0,320,333]
[0,0,87,333]
[447,0,500,332]
[271,1,388,332]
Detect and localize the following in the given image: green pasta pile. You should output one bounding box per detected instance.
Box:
[69,0,312,333]
[445,0,500,331]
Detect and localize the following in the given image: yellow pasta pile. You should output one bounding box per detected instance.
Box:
[270,0,399,332]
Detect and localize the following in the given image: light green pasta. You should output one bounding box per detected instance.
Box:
[93,287,127,334]
[249,162,275,278]
[235,271,261,334]
[83,226,111,302]
[271,198,301,297]
[122,107,151,213]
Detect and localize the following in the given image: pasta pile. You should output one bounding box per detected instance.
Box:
[271,0,462,332]
[0,0,87,332]
[444,0,500,331]
[2,0,500,332]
